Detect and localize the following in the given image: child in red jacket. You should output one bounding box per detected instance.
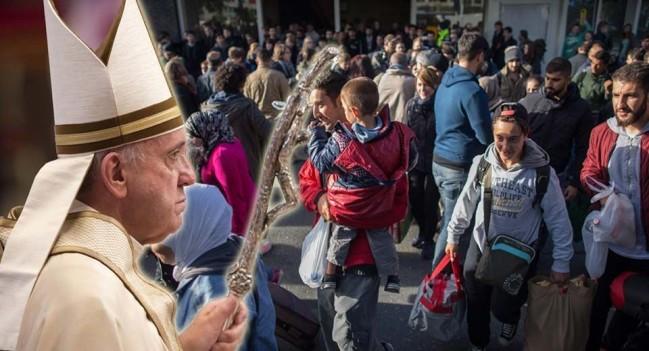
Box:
[308,77,417,293]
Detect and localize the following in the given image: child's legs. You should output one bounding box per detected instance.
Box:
[366,227,399,277]
[327,224,357,267]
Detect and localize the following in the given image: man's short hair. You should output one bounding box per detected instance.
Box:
[206,51,221,67]
[545,57,572,77]
[629,48,646,62]
[579,41,593,53]
[255,47,272,62]
[504,26,513,34]
[590,40,606,52]
[312,70,349,100]
[390,52,408,66]
[228,47,245,60]
[457,33,489,61]
[340,77,379,116]
[612,62,649,94]
[592,50,611,63]
[214,63,248,94]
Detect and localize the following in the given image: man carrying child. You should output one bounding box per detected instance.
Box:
[300,75,416,350]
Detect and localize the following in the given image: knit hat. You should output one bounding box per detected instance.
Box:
[416,50,449,72]
[504,45,522,62]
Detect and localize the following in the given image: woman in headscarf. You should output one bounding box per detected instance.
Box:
[185,110,256,236]
[153,184,278,351]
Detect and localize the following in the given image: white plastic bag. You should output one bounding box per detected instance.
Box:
[582,211,609,279]
[587,178,636,248]
[299,218,330,288]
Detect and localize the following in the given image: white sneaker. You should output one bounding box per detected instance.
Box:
[498,322,517,346]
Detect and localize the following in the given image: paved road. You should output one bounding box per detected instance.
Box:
[262,159,585,351]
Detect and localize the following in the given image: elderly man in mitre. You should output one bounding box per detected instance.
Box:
[0,0,247,350]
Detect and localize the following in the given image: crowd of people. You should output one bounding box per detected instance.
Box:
[148,16,649,351]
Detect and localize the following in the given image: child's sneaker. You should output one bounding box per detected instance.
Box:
[321,274,337,290]
[498,322,518,346]
[384,275,400,293]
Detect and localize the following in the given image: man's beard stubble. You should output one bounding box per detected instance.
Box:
[616,96,647,127]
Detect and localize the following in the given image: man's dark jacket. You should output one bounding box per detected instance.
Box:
[519,83,595,187]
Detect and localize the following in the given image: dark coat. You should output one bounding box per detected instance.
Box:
[519,83,595,187]
[405,95,436,173]
[201,92,272,181]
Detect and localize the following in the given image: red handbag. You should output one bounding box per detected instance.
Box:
[419,254,464,314]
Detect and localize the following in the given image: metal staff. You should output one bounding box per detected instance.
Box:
[228,46,341,297]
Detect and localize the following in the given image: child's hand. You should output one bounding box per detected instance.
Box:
[308,120,323,130]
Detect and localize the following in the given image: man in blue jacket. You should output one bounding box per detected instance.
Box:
[432,33,493,266]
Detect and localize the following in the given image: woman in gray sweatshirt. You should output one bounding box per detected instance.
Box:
[444,103,574,351]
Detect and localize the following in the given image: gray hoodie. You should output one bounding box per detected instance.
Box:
[447,139,574,273]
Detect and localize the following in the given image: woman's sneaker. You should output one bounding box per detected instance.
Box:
[498,322,518,346]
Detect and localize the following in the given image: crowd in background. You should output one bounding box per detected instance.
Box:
[148,16,649,351]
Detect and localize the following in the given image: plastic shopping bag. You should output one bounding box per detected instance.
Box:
[525,276,597,351]
[408,254,466,342]
[298,218,330,288]
[587,178,636,248]
[582,211,609,279]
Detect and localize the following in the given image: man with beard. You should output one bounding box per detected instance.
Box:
[519,57,594,204]
[495,46,530,102]
[573,49,612,123]
[581,62,649,351]
[371,34,396,74]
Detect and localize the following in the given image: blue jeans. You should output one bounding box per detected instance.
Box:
[431,161,470,268]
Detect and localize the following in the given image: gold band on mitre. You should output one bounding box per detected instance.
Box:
[54,98,184,155]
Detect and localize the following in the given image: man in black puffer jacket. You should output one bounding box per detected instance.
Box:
[519,57,594,204]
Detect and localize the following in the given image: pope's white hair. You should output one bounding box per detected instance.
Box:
[78,139,154,195]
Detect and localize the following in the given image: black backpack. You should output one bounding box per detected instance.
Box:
[474,156,551,235]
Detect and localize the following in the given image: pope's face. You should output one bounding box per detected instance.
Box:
[122,129,195,244]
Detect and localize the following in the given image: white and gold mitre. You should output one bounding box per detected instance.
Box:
[48,0,182,154]
[0,0,182,348]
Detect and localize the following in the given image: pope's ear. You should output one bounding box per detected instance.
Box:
[99,152,128,199]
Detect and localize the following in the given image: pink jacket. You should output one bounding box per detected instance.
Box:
[201,138,256,235]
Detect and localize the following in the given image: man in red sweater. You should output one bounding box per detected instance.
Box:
[581,62,649,350]
[299,70,394,351]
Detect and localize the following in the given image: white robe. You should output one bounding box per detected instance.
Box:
[0,205,180,351]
